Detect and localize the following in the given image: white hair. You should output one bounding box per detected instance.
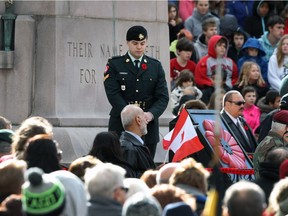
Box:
[122,192,162,216]
[121,105,142,129]
[84,163,126,198]
[272,121,287,132]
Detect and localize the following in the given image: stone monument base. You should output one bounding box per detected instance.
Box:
[53,125,170,165]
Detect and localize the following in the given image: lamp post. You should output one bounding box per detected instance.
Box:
[2,0,17,51]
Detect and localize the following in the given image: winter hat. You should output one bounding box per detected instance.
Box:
[280,93,288,110]
[0,129,14,143]
[22,167,65,216]
[272,110,288,125]
[126,25,148,41]
[280,159,288,179]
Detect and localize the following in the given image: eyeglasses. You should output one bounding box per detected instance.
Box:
[228,101,245,106]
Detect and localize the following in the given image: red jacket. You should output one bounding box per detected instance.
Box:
[194,35,238,89]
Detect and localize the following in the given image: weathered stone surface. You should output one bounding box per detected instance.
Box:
[0,1,171,163]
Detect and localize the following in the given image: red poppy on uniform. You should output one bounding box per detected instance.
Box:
[141,63,147,70]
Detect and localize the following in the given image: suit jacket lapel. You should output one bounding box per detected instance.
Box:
[222,111,252,152]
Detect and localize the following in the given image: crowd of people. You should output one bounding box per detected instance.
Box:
[1,0,288,215]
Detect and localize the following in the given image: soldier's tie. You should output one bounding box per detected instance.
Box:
[134,60,140,69]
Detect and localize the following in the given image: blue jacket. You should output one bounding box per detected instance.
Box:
[238,38,269,85]
[226,0,254,28]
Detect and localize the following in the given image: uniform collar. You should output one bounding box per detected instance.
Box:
[127,52,143,63]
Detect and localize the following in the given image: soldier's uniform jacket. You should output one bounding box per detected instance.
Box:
[103,52,169,143]
[253,131,288,178]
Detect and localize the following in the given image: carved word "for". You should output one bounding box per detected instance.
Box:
[67,42,93,58]
[80,69,96,84]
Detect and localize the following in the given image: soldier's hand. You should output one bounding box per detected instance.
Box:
[144,112,154,123]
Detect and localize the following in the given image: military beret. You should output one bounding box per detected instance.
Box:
[273,110,288,125]
[280,93,288,110]
[0,129,14,143]
[126,25,148,41]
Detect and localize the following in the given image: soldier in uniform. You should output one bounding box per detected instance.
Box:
[103,25,169,158]
[253,110,288,178]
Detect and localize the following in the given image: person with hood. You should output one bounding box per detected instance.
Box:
[237,37,269,85]
[244,0,273,39]
[194,35,238,104]
[227,27,248,65]
[219,14,239,44]
[184,0,219,42]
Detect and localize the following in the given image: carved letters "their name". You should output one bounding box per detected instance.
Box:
[67,41,161,84]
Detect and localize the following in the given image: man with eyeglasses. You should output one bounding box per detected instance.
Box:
[221,90,258,154]
[84,163,128,216]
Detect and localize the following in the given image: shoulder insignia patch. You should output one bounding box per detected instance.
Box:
[104,65,109,74]
[104,74,109,81]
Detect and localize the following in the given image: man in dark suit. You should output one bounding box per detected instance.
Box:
[221,90,258,154]
[103,25,169,158]
[119,104,155,178]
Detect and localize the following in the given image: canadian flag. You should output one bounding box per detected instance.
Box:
[163,109,204,162]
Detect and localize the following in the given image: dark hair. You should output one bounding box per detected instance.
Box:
[175,70,194,87]
[216,37,228,47]
[176,38,194,52]
[241,86,257,98]
[89,131,125,163]
[23,138,61,173]
[265,90,280,105]
[267,15,285,30]
[168,3,182,24]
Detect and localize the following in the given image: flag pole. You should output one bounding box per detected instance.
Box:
[202,53,225,216]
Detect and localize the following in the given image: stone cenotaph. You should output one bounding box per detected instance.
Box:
[0,1,172,164]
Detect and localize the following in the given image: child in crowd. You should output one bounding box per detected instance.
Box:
[257,90,280,123]
[171,70,202,113]
[227,28,248,65]
[268,34,288,91]
[184,0,219,41]
[170,38,197,89]
[168,3,184,44]
[244,0,272,38]
[194,35,238,104]
[194,17,218,62]
[170,29,194,59]
[242,86,261,134]
[233,61,269,102]
[237,38,269,85]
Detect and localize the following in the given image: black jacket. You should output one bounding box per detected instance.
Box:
[221,110,258,153]
[120,131,155,178]
[104,53,169,144]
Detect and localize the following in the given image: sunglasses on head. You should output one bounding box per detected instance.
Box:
[228,101,245,106]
